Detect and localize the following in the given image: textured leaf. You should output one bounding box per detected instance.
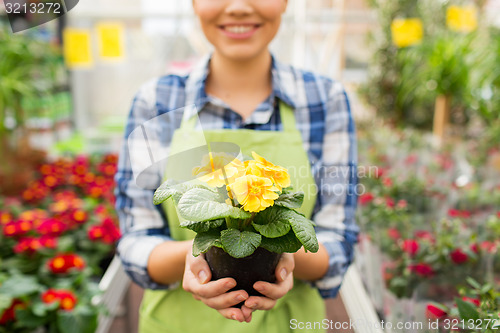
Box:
[153,180,210,205]
[178,188,251,221]
[181,219,224,233]
[220,229,261,258]
[193,229,222,257]
[287,210,319,253]
[0,294,13,313]
[259,231,302,253]
[274,192,304,209]
[57,306,98,333]
[0,275,41,297]
[455,298,480,321]
[252,207,291,238]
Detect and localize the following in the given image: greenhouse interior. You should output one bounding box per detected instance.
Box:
[1,0,500,332]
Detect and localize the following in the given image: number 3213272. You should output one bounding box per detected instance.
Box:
[5,2,62,14]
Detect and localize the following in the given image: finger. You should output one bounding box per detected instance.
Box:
[275,253,295,282]
[188,277,237,298]
[244,296,277,311]
[188,253,212,284]
[241,305,254,323]
[253,274,294,300]
[218,308,246,322]
[197,290,248,310]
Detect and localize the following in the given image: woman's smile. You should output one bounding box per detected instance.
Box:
[218,23,262,39]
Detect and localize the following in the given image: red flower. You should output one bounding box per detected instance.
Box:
[2,220,32,237]
[0,211,13,225]
[462,296,480,307]
[0,299,24,325]
[447,209,471,219]
[47,254,86,274]
[71,210,88,224]
[387,228,401,240]
[450,249,468,264]
[497,212,500,219]
[88,225,105,241]
[36,218,66,236]
[426,303,447,319]
[359,193,375,205]
[470,243,479,254]
[13,237,41,254]
[409,263,435,277]
[41,289,77,311]
[39,235,58,249]
[101,218,121,244]
[402,239,419,256]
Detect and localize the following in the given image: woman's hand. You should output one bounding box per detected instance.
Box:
[182,252,251,322]
[243,253,295,313]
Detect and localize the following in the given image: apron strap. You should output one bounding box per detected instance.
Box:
[179,100,297,132]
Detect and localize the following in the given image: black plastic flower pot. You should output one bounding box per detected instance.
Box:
[205,246,282,308]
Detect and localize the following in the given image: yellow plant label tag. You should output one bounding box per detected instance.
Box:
[63,28,93,69]
[446,5,477,33]
[391,18,423,48]
[97,23,125,60]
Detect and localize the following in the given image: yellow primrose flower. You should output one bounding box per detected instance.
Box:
[246,152,291,191]
[192,152,245,188]
[231,175,279,212]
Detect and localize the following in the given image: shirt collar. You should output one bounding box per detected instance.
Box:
[184,53,297,119]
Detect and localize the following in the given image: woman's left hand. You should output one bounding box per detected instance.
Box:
[241,253,295,319]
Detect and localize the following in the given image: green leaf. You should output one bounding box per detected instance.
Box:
[259,231,302,253]
[0,275,41,297]
[220,229,261,258]
[153,180,210,205]
[287,210,319,253]
[15,309,47,328]
[252,207,291,238]
[181,219,224,233]
[466,277,481,290]
[57,307,98,333]
[193,229,222,257]
[455,298,480,321]
[0,294,13,313]
[274,192,304,209]
[178,188,251,221]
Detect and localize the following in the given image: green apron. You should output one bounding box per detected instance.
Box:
[139,102,326,333]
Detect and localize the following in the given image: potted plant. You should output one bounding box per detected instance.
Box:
[153,151,319,301]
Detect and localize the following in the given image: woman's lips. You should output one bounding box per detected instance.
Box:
[219,24,260,39]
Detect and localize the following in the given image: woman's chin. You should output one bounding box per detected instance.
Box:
[215,46,269,62]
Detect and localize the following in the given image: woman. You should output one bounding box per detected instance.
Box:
[115,0,359,331]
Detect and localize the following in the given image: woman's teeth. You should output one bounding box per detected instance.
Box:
[224,26,254,33]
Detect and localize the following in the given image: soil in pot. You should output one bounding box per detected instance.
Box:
[205,246,281,308]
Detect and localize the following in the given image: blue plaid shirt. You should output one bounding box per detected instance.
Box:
[115,54,359,298]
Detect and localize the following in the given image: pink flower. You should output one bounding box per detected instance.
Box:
[414,230,435,243]
[385,197,395,208]
[402,239,419,256]
[387,228,401,240]
[450,249,468,264]
[409,263,435,277]
[382,177,393,187]
[447,209,471,218]
[396,200,407,209]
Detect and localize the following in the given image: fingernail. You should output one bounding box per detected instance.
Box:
[198,270,208,284]
[247,302,257,309]
[280,268,287,281]
[231,314,237,321]
[227,281,236,289]
[237,294,246,302]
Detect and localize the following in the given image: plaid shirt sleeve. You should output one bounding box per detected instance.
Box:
[311,81,360,298]
[114,79,177,290]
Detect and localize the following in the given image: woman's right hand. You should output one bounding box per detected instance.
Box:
[182,251,254,322]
